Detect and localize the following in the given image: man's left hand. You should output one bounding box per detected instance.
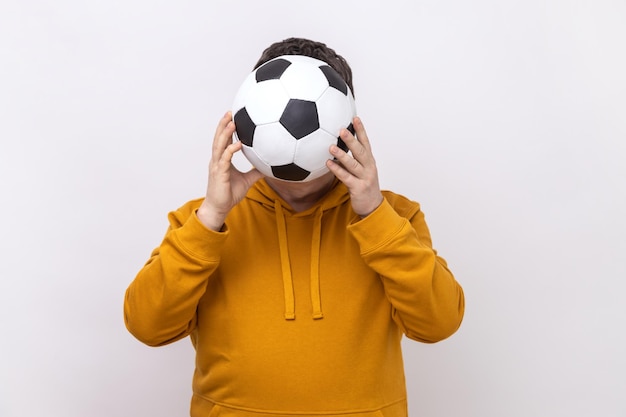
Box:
[327,117,384,218]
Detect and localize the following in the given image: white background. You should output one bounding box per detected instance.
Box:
[1,1,625,416]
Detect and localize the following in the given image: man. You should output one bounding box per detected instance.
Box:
[124,37,465,417]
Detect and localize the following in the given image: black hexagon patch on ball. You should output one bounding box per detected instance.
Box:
[233,108,256,146]
[279,99,319,139]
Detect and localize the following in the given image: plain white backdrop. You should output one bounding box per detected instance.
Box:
[1,1,625,416]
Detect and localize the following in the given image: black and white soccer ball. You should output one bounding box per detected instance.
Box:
[232,55,356,182]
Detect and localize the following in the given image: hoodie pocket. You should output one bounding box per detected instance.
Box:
[203,409,384,417]
[192,396,407,417]
[208,404,223,417]
[190,394,221,417]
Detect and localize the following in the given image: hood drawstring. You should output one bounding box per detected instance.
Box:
[275,201,295,320]
[274,200,324,320]
[310,209,324,319]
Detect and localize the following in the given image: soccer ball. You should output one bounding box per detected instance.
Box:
[232,55,356,182]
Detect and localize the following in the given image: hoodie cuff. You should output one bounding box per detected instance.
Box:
[347,198,408,254]
[169,210,229,262]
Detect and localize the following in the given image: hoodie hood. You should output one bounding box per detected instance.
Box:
[245,178,351,320]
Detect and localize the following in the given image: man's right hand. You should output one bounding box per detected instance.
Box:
[197,112,264,231]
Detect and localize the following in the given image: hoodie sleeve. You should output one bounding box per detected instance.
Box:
[124,200,228,347]
[347,194,465,343]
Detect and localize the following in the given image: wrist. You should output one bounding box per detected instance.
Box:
[356,194,384,218]
[196,204,227,232]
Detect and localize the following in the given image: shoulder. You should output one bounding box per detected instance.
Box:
[381,190,421,219]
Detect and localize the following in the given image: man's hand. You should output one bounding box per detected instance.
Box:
[197,112,264,231]
[327,117,384,217]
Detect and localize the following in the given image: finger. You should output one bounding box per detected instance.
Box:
[352,117,372,150]
[212,113,234,156]
[326,158,356,187]
[340,118,375,167]
[212,119,236,163]
[338,127,370,167]
[211,114,231,157]
[213,111,232,138]
[210,141,241,185]
[330,143,363,176]
[219,140,242,167]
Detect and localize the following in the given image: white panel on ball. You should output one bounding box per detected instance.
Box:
[317,87,354,136]
[232,73,257,116]
[245,80,290,125]
[294,130,336,171]
[279,62,329,101]
[241,146,275,178]
[253,123,297,165]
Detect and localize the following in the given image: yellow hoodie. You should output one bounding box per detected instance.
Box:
[124,179,464,417]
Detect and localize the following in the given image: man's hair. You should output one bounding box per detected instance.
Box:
[254,37,354,95]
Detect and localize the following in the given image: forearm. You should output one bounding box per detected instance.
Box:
[348,198,465,343]
[124,212,227,346]
[376,240,464,343]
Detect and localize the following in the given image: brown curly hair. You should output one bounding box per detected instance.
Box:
[254,37,354,95]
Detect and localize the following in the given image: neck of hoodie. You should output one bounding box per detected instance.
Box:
[265,173,336,213]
